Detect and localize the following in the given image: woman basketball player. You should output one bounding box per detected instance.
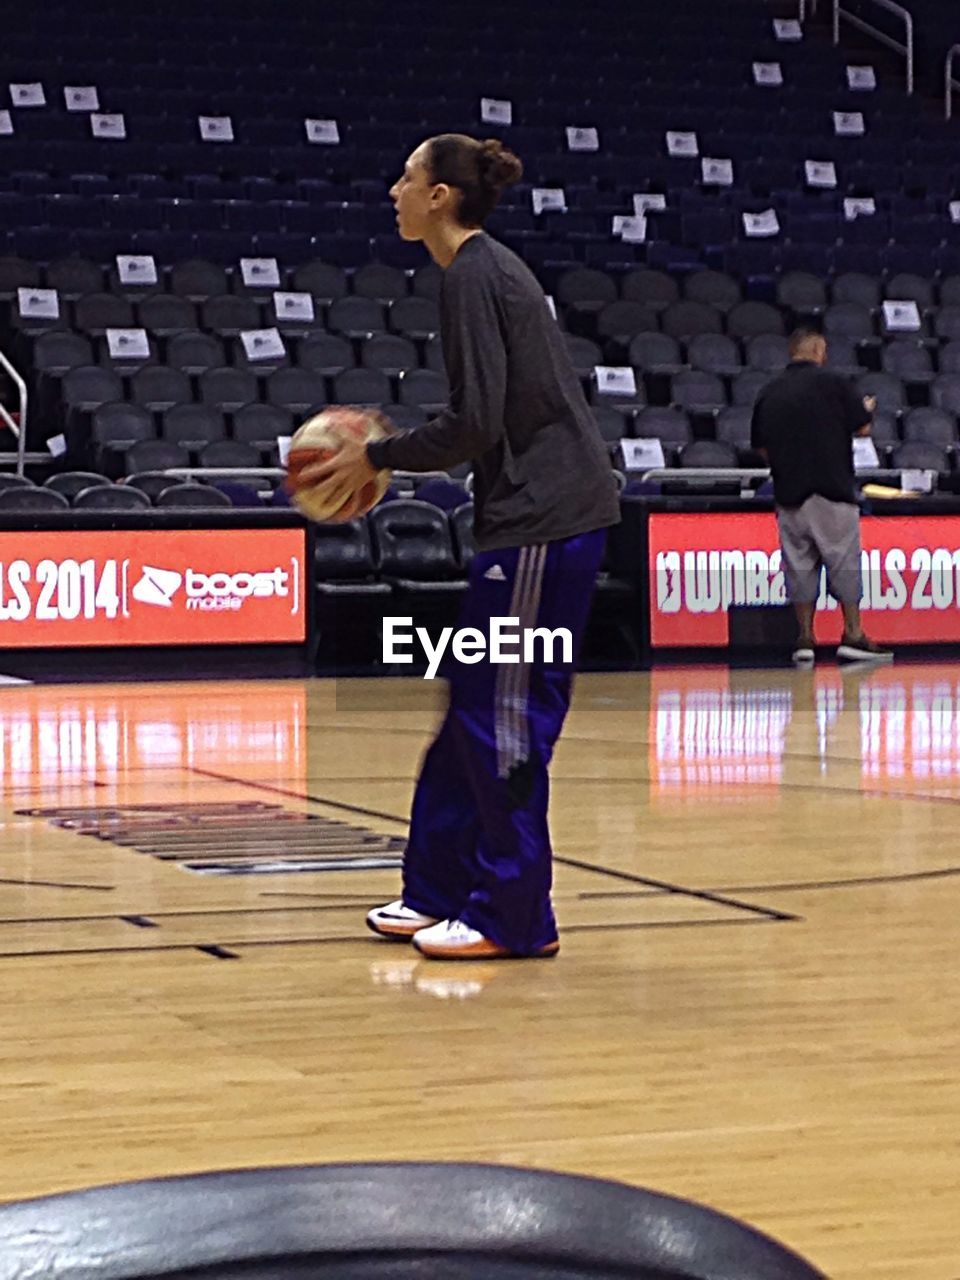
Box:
[305,134,620,959]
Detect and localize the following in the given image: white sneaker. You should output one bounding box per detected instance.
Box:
[366,899,439,940]
[412,918,560,961]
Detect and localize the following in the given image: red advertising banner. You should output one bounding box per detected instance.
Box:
[0,528,306,648]
[649,512,960,646]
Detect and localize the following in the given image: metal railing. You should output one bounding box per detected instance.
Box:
[0,349,29,478]
[945,43,960,120]
[833,0,914,94]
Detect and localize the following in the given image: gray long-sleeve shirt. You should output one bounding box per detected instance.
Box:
[366,233,620,552]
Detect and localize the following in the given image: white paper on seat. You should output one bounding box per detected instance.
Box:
[742,209,780,238]
[480,97,512,125]
[616,215,647,243]
[544,295,557,320]
[106,328,151,360]
[833,110,865,136]
[116,254,158,285]
[273,291,315,322]
[847,65,877,90]
[901,468,935,493]
[773,18,802,40]
[9,83,45,107]
[805,159,837,188]
[843,197,876,221]
[853,437,880,468]
[17,288,60,319]
[277,435,292,465]
[752,62,783,87]
[566,126,599,152]
[595,366,638,396]
[666,130,698,157]
[949,201,960,224]
[241,328,286,361]
[46,433,67,457]
[701,157,733,186]
[532,187,566,214]
[305,118,340,144]
[199,115,234,142]
[621,437,665,470]
[882,300,921,331]
[0,110,12,135]
[241,257,281,287]
[633,193,666,214]
[91,112,126,138]
[65,85,99,111]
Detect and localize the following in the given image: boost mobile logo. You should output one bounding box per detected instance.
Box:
[132,566,182,608]
[132,563,296,612]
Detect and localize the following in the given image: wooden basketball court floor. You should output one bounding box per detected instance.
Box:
[1,663,958,1280]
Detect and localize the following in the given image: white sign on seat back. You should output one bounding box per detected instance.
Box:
[666,131,698,157]
[752,62,783,87]
[883,300,921,331]
[633,193,666,215]
[566,126,599,152]
[847,65,877,90]
[805,159,837,188]
[701,158,733,186]
[199,116,234,142]
[241,258,281,288]
[853,436,880,468]
[0,110,12,135]
[742,209,780,238]
[17,288,60,319]
[773,18,802,40]
[273,292,315,322]
[844,197,876,221]
[532,187,566,214]
[241,329,286,361]
[65,86,99,111]
[9,83,45,107]
[614,215,647,243]
[91,113,126,138]
[621,437,665,470]
[305,119,340,144]
[116,255,158,286]
[106,328,151,360]
[833,111,865,136]
[595,366,638,397]
[480,98,512,125]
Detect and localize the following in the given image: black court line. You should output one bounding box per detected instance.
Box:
[188,767,406,825]
[0,913,777,962]
[579,865,960,897]
[0,877,115,892]
[552,854,797,922]
[185,767,794,923]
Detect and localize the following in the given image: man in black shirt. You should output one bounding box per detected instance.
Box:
[751,330,892,663]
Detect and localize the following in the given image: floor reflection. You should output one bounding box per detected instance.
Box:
[650,666,960,791]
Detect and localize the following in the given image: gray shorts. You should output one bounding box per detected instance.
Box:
[776,494,862,604]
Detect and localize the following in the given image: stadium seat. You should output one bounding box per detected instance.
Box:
[72,483,153,509]
[155,483,233,508]
[0,486,70,510]
[369,499,465,587]
[0,1163,824,1280]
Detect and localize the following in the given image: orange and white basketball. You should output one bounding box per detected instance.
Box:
[285,407,392,523]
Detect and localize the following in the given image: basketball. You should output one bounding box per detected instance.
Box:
[285,407,393,523]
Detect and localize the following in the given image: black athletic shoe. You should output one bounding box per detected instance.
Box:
[837,633,893,662]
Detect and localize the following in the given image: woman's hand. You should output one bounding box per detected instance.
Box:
[297,437,380,510]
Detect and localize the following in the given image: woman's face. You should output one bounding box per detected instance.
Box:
[390,144,449,240]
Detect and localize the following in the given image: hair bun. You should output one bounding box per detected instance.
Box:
[477,138,524,191]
